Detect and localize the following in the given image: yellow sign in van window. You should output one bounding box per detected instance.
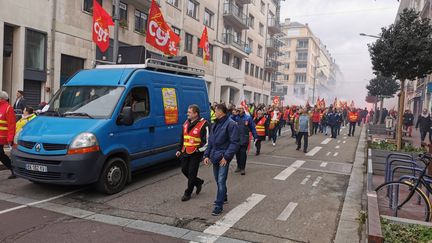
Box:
[162,88,178,125]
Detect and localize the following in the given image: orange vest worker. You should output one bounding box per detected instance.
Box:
[182,118,206,154]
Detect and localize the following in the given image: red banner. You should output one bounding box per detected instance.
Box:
[198,27,210,64]
[92,0,114,52]
[146,0,180,56]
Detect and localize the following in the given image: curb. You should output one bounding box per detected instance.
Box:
[334,125,366,243]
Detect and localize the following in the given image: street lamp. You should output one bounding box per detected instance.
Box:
[313,64,327,104]
[359,33,380,39]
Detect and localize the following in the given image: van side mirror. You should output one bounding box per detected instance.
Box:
[117,107,133,126]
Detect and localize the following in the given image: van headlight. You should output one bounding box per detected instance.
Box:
[68,133,99,154]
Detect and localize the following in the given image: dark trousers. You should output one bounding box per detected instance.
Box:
[181,153,204,196]
[330,125,337,138]
[349,122,356,136]
[420,130,428,142]
[312,122,319,134]
[0,145,12,170]
[270,128,278,143]
[278,120,285,136]
[296,132,309,151]
[289,122,295,137]
[236,144,248,170]
[255,137,264,155]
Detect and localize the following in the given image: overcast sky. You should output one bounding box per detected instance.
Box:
[280,0,400,107]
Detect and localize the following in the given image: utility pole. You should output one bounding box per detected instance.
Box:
[113,0,120,63]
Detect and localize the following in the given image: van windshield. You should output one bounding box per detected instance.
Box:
[42,86,124,119]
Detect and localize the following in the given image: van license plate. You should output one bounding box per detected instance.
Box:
[25,164,47,172]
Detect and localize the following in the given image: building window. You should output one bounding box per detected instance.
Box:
[259,23,264,36]
[250,64,255,76]
[260,1,265,14]
[187,0,199,19]
[258,45,263,57]
[61,54,84,86]
[185,33,193,53]
[284,74,289,80]
[246,38,253,50]
[25,29,46,71]
[197,38,202,57]
[172,26,181,36]
[255,66,259,78]
[233,56,241,69]
[260,68,264,80]
[222,51,230,65]
[295,74,306,83]
[134,10,148,34]
[112,2,128,27]
[83,0,102,13]
[204,9,214,28]
[285,51,291,58]
[245,61,249,74]
[296,63,307,68]
[209,44,214,61]
[167,0,180,8]
[249,14,255,29]
[284,63,290,69]
[297,39,309,48]
[297,52,308,61]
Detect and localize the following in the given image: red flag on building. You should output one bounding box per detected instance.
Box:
[146,0,180,56]
[198,26,210,64]
[92,0,114,52]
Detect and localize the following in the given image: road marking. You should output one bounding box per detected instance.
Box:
[326,152,331,156]
[321,138,332,144]
[248,161,352,176]
[312,176,323,187]
[335,145,340,149]
[203,193,266,240]
[343,141,346,144]
[277,202,298,221]
[320,162,328,167]
[274,160,305,180]
[337,140,341,143]
[0,189,81,215]
[300,175,311,185]
[306,146,322,156]
[334,152,339,157]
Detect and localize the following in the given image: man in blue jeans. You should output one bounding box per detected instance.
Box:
[204,104,239,216]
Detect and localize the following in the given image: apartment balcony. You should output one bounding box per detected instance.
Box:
[265,58,278,71]
[223,3,249,30]
[266,38,280,53]
[267,18,281,34]
[222,33,248,57]
[296,45,308,50]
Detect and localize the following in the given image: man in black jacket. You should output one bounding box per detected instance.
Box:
[416,108,431,143]
[13,90,26,112]
[176,105,209,202]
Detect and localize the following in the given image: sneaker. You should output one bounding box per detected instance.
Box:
[272,142,276,146]
[240,169,245,175]
[296,147,300,151]
[196,180,203,195]
[303,150,307,153]
[255,152,260,156]
[7,174,16,179]
[212,207,223,216]
[181,194,191,202]
[234,168,241,173]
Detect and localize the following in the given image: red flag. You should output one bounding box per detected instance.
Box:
[92,0,114,52]
[146,0,180,56]
[272,96,280,106]
[198,27,210,64]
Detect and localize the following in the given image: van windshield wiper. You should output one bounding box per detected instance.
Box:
[63,112,94,119]
[40,110,62,117]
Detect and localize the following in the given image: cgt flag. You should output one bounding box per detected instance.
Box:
[198,26,210,64]
[146,0,180,56]
[92,0,114,52]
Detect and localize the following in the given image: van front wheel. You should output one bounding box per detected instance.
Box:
[96,157,128,194]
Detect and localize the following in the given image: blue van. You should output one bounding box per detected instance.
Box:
[11,59,210,194]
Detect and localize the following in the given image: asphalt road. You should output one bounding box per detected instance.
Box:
[0,125,361,243]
